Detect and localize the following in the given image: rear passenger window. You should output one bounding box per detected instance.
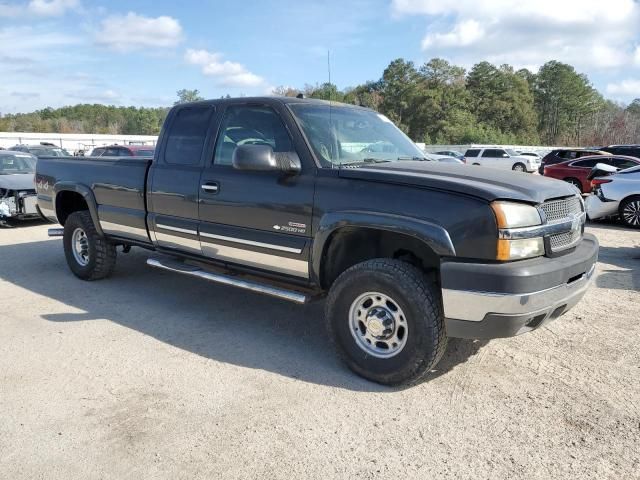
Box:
[482,149,504,157]
[165,107,213,165]
[573,159,600,168]
[465,149,480,157]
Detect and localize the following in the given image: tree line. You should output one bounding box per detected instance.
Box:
[2,59,639,146]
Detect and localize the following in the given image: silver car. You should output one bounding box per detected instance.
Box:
[0,151,39,224]
[585,164,640,228]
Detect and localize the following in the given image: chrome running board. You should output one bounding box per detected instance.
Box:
[146,257,310,304]
[48,228,64,237]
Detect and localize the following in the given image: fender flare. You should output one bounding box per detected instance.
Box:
[53,182,104,236]
[311,210,456,283]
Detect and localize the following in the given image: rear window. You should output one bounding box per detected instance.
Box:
[465,149,480,157]
[165,106,214,165]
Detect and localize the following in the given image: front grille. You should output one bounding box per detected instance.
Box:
[549,228,581,252]
[539,195,584,253]
[540,196,582,223]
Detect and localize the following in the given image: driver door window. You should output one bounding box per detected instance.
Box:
[213,105,293,166]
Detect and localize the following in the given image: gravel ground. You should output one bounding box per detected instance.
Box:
[0,221,639,479]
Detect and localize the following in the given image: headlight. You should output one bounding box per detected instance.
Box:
[491,201,542,228]
[491,201,544,260]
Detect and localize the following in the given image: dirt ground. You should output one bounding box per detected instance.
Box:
[0,221,638,479]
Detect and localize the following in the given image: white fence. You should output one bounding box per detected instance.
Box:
[0,132,158,153]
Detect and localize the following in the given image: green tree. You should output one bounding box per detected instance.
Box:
[174,89,204,105]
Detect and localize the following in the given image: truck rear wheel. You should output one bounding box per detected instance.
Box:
[325,258,447,386]
[63,211,117,280]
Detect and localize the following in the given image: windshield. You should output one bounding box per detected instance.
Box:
[619,165,640,174]
[505,149,520,156]
[0,154,36,174]
[288,104,425,167]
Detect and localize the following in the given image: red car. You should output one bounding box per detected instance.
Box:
[543,155,640,193]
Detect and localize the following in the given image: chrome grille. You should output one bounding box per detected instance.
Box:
[549,228,581,252]
[540,196,582,223]
[540,195,584,252]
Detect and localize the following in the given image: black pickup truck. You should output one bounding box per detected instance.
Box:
[36,97,598,385]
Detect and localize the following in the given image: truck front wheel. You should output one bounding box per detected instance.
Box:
[326,258,447,385]
[63,211,117,280]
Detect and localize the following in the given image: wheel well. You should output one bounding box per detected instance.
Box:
[56,191,88,225]
[320,227,440,289]
[563,177,583,192]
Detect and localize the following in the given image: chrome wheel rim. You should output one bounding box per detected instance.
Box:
[348,292,408,358]
[71,228,90,266]
[513,164,524,172]
[622,200,640,226]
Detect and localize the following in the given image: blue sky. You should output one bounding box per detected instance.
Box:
[1,0,640,113]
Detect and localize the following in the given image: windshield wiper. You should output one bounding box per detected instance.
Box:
[396,156,428,161]
[339,158,392,166]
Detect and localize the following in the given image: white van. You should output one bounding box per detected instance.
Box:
[464,147,539,173]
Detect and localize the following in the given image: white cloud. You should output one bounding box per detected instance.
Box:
[422,19,484,49]
[95,12,183,52]
[28,0,79,16]
[393,0,640,70]
[185,49,264,88]
[606,79,640,97]
[1,0,79,17]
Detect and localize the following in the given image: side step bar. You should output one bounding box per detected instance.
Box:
[48,228,64,237]
[147,257,310,304]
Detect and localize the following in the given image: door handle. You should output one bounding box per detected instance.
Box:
[201,183,219,194]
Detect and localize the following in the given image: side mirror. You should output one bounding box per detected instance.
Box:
[232,144,301,174]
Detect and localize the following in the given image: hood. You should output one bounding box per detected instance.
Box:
[0,173,36,191]
[338,161,576,204]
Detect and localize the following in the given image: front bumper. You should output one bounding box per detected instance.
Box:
[441,234,598,338]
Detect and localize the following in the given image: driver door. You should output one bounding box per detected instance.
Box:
[197,102,315,279]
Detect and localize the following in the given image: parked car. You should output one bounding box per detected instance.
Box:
[10,144,70,158]
[36,96,597,385]
[586,165,640,228]
[425,153,464,164]
[463,147,539,172]
[90,145,155,157]
[0,151,39,224]
[599,145,640,159]
[543,155,640,193]
[434,150,465,162]
[539,148,610,175]
[519,151,543,162]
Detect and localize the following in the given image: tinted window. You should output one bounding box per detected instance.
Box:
[572,159,601,168]
[482,149,506,157]
[165,107,213,165]
[214,105,292,166]
[92,148,105,157]
[117,148,133,157]
[464,149,480,157]
[134,149,155,157]
[104,147,120,156]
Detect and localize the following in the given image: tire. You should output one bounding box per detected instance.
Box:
[618,195,640,229]
[563,177,583,193]
[63,211,117,280]
[512,162,526,172]
[325,258,447,386]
